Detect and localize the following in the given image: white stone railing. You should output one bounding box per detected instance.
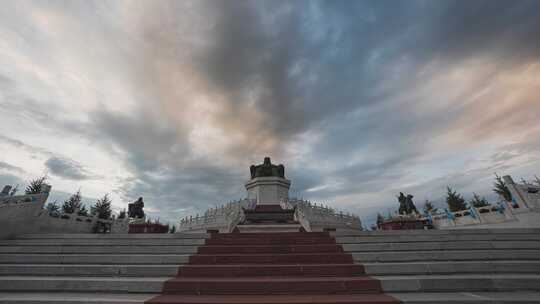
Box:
[0,184,51,208]
[428,203,514,229]
[177,198,363,233]
[178,199,250,233]
[43,210,129,234]
[0,183,131,238]
[290,199,363,231]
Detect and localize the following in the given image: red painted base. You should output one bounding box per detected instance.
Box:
[146,232,400,304]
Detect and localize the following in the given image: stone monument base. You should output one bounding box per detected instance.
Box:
[242,204,296,224]
[237,204,300,233]
[245,176,291,205]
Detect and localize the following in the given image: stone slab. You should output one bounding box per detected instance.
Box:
[0,276,169,293]
[390,292,540,303]
[0,254,190,265]
[0,292,154,303]
[0,264,180,276]
[341,240,540,252]
[236,224,301,233]
[363,260,540,275]
[0,245,199,254]
[376,274,540,292]
[352,249,540,262]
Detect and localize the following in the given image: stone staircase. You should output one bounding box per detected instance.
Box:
[335,228,540,302]
[0,229,539,303]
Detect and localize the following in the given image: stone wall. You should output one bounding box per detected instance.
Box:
[1,185,128,239]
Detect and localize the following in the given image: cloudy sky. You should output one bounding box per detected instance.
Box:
[1,0,539,225]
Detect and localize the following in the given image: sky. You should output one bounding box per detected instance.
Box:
[1,0,539,226]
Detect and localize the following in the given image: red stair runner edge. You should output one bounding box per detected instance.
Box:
[146,232,400,304]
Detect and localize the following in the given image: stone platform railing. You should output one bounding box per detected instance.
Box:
[429,202,531,229]
[178,199,250,233]
[177,198,363,233]
[289,199,363,232]
[1,184,128,239]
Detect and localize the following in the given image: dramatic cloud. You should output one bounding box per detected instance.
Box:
[0,161,25,174]
[44,156,93,180]
[1,0,539,224]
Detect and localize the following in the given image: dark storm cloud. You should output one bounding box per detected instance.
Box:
[2,0,540,224]
[44,156,93,180]
[94,0,540,220]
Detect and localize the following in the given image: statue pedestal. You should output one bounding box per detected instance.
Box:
[245,176,291,205]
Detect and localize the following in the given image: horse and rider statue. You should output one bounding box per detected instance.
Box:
[397,192,419,215]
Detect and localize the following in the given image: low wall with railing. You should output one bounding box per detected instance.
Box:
[290,199,363,232]
[1,185,128,239]
[178,200,248,233]
[429,203,535,229]
[1,189,51,239]
[177,198,363,233]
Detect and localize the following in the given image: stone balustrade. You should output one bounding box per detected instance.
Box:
[290,199,362,232]
[177,198,363,233]
[178,199,249,233]
[0,184,129,239]
[429,202,516,229]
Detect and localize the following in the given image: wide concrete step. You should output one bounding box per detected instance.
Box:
[352,249,540,262]
[162,276,382,295]
[236,224,302,233]
[0,293,401,304]
[177,264,365,277]
[0,254,190,265]
[205,237,336,246]
[0,264,179,276]
[377,274,540,292]
[342,241,540,252]
[197,244,343,254]
[0,292,155,303]
[189,253,353,264]
[391,292,540,303]
[17,234,207,239]
[363,260,540,275]
[149,294,399,303]
[336,234,540,244]
[333,228,540,236]
[2,292,539,304]
[0,245,198,254]
[0,276,168,293]
[0,239,206,246]
[210,232,329,238]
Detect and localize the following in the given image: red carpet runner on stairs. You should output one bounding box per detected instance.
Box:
[146,232,399,304]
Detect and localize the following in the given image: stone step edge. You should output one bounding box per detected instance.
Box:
[1,292,540,303]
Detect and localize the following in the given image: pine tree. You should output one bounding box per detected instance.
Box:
[9,184,18,196]
[45,201,60,217]
[169,225,176,233]
[91,194,112,220]
[423,200,437,215]
[62,190,83,214]
[493,174,512,202]
[446,186,468,212]
[78,205,89,216]
[469,193,489,208]
[25,175,47,194]
[118,209,127,219]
